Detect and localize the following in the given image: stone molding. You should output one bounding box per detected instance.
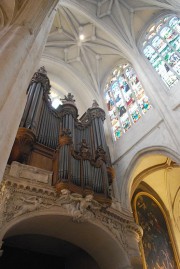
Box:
[0,163,142,263]
[9,162,53,185]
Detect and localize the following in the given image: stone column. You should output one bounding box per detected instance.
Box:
[0,0,59,181]
[125,224,143,269]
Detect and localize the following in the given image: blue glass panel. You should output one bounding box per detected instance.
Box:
[122,117,131,132]
[118,75,126,87]
[161,46,171,58]
[144,46,157,61]
[152,36,166,53]
[114,126,122,139]
[169,17,180,33]
[131,109,141,123]
[170,35,180,53]
[165,52,180,69]
[140,96,151,113]
[106,98,114,111]
[144,45,153,56]
[118,105,126,117]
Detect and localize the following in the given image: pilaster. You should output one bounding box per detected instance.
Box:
[0,0,59,182]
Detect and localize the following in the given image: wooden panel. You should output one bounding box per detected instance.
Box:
[28,143,54,171]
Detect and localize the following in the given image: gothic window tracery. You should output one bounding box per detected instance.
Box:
[104,63,151,141]
[143,15,180,88]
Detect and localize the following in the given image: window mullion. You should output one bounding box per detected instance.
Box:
[111,85,123,130]
[117,78,133,126]
[159,35,180,78]
[124,69,143,117]
[151,41,177,78]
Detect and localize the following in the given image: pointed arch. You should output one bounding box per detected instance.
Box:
[104,62,151,140]
[120,146,180,211]
[141,13,180,89]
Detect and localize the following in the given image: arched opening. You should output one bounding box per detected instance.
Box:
[0,214,129,269]
[0,234,99,269]
[129,151,180,268]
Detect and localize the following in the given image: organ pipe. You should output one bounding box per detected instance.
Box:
[10,67,114,205]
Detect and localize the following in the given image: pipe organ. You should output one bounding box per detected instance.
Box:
[8,67,114,205]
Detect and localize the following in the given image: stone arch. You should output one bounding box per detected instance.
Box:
[121,145,180,212]
[0,210,130,269]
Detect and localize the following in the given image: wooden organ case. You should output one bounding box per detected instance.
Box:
[8,67,114,205]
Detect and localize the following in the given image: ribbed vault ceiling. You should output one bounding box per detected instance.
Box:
[39,0,179,115]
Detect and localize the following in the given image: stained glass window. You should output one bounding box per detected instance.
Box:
[143,15,180,88]
[105,63,151,141]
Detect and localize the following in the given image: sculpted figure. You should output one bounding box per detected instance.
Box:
[60,93,75,103]
[60,128,71,137]
[55,190,101,222]
[92,100,99,108]
[79,139,91,158]
[13,196,44,218]
[78,194,95,213]
[56,189,72,205]
[95,145,106,163]
[71,194,101,222]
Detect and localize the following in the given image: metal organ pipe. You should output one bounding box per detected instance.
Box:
[19,70,113,203]
[20,82,37,127]
[98,119,107,150]
[50,114,55,148]
[40,101,48,145]
[94,118,101,147]
[41,104,49,145]
[25,83,41,129]
[36,100,45,144]
[31,87,44,135]
[49,111,55,148]
[47,111,53,147]
[53,116,59,149]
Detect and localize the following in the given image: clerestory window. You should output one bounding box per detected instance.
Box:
[104,63,151,141]
[143,15,180,88]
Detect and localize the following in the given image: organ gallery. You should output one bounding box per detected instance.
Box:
[8,67,114,205]
[0,66,143,269]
